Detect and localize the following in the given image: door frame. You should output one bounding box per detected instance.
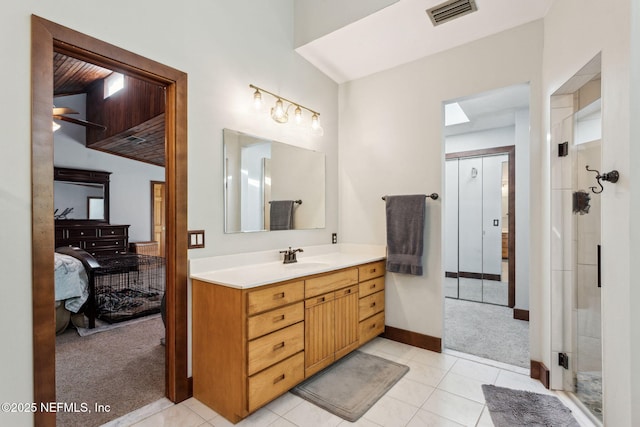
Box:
[445,145,516,307]
[31,15,189,426]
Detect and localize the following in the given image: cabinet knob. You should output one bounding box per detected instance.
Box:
[274,292,285,300]
[273,374,285,384]
[273,314,285,323]
[370,302,376,308]
[370,268,376,274]
[273,342,285,351]
[80,232,84,235]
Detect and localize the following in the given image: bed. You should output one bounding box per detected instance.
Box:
[54,247,99,333]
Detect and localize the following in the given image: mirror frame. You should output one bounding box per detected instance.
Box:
[54,166,110,224]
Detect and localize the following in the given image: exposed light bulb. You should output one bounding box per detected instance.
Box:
[311,114,323,136]
[253,89,263,110]
[311,113,321,130]
[52,121,61,132]
[274,99,285,118]
[294,106,303,124]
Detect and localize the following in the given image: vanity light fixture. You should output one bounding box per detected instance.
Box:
[249,84,323,135]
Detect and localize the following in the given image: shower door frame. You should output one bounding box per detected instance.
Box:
[446,145,516,308]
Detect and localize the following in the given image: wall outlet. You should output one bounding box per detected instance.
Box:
[332,233,337,244]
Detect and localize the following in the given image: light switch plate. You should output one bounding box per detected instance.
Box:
[188,230,205,249]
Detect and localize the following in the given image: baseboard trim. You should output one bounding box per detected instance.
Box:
[381,325,441,353]
[530,360,550,389]
[513,309,529,321]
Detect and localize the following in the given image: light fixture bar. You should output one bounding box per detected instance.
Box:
[249,84,320,117]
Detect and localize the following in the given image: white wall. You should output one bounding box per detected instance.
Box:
[338,21,543,340]
[294,0,397,47]
[0,2,337,425]
[53,95,165,242]
[543,0,634,424]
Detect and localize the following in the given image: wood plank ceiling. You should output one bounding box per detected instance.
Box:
[53,52,166,166]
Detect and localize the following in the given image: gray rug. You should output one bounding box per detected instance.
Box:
[482,384,580,427]
[291,351,409,422]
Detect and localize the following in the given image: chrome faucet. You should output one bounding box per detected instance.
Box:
[280,247,303,264]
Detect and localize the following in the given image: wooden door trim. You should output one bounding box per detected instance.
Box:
[446,145,516,308]
[31,15,189,426]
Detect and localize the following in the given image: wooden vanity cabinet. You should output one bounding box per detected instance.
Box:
[192,260,386,423]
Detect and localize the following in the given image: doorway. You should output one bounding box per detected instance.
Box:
[442,83,530,368]
[31,15,189,426]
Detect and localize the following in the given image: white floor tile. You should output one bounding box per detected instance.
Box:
[403,359,449,387]
[437,372,486,403]
[362,395,419,427]
[337,416,382,426]
[406,409,465,427]
[282,400,343,427]
[265,392,304,416]
[449,359,500,384]
[494,369,554,395]
[209,407,279,427]
[386,377,436,407]
[131,404,206,427]
[421,389,484,426]
[182,398,219,421]
[409,348,458,371]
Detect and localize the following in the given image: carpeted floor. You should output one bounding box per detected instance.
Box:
[444,297,529,368]
[55,315,165,426]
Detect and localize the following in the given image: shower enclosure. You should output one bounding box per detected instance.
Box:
[550,54,603,422]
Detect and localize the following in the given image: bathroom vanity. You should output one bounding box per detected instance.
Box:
[190,247,386,423]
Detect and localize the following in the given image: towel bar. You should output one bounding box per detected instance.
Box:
[382,193,438,201]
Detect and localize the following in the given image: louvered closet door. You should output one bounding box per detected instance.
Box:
[334,286,359,360]
[304,292,335,377]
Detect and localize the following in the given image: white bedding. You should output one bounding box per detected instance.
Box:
[55,252,89,313]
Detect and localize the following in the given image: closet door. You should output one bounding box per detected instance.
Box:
[458,157,484,302]
[481,154,508,305]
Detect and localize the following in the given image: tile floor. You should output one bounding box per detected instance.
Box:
[105,338,597,427]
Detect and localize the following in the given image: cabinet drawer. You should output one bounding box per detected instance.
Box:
[358,261,385,282]
[99,226,128,237]
[305,268,358,298]
[248,352,304,412]
[86,239,125,249]
[359,291,385,321]
[247,281,304,315]
[67,228,98,239]
[248,322,304,376]
[247,302,304,340]
[359,311,385,345]
[359,277,385,298]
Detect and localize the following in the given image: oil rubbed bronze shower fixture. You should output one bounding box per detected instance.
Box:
[586,165,619,194]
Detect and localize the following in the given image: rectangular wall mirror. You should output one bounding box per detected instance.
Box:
[223,128,325,233]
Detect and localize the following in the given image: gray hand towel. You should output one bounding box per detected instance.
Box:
[270,200,295,230]
[385,195,425,276]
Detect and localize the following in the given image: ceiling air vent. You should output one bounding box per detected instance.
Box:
[426,0,478,26]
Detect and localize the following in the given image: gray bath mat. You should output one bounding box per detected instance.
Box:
[482,384,580,427]
[291,350,409,422]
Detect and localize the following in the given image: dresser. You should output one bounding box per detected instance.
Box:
[192,259,386,424]
[55,223,130,256]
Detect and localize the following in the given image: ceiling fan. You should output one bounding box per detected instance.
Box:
[52,107,106,130]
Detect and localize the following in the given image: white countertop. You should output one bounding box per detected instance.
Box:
[190,244,386,289]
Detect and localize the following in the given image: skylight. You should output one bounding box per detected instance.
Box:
[445,102,470,126]
[104,72,124,98]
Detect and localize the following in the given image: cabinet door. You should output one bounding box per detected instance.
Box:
[304,292,335,377]
[334,285,359,360]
